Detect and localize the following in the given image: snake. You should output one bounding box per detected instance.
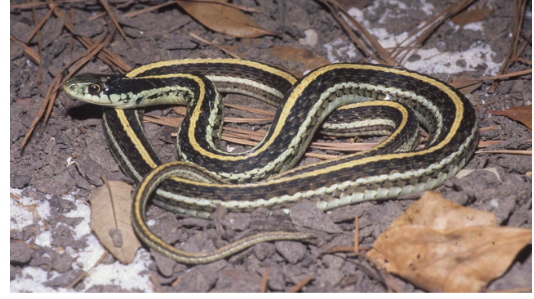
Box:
[63,58,478,264]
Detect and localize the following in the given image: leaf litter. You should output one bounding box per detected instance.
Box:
[88,181,141,264]
[176,0,276,38]
[367,191,532,292]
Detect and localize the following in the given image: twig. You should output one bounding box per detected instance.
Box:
[68,6,76,55]
[20,28,113,149]
[88,0,134,21]
[381,270,401,292]
[327,0,397,65]
[189,32,241,59]
[10,35,41,64]
[48,2,131,73]
[519,31,531,45]
[11,0,94,9]
[66,250,108,289]
[316,0,385,65]
[122,0,175,18]
[475,150,532,155]
[509,57,532,65]
[145,113,379,152]
[100,174,120,233]
[99,0,133,48]
[330,245,372,253]
[479,126,500,132]
[45,29,112,117]
[10,192,21,201]
[354,215,359,254]
[43,73,63,124]
[487,286,532,293]
[305,152,339,160]
[25,8,53,44]
[150,274,162,292]
[224,103,276,116]
[394,0,477,64]
[11,239,38,250]
[488,0,528,93]
[477,140,503,148]
[178,0,264,13]
[260,268,270,292]
[450,69,532,86]
[31,0,45,84]
[390,2,450,59]
[171,276,182,287]
[289,274,313,292]
[329,246,355,253]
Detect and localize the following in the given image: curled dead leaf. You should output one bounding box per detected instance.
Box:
[451,76,483,95]
[367,191,532,292]
[89,181,141,264]
[270,45,331,73]
[388,191,496,230]
[176,0,276,38]
[452,6,494,27]
[490,105,532,133]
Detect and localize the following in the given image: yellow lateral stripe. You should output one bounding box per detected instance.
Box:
[117,73,207,171]
[126,58,297,84]
[116,109,158,169]
[134,164,191,254]
[168,80,466,188]
[268,101,409,179]
[170,101,412,188]
[186,63,463,162]
[119,63,464,189]
[64,58,477,264]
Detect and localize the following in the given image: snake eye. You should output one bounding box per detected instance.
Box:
[88,84,101,95]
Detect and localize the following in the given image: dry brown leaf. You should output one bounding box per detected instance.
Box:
[490,105,532,133]
[88,181,141,264]
[388,191,496,229]
[176,0,275,38]
[452,6,495,27]
[173,106,187,116]
[451,76,483,95]
[336,0,374,10]
[270,45,331,72]
[367,191,532,292]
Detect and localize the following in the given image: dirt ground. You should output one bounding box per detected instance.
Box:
[10,0,532,293]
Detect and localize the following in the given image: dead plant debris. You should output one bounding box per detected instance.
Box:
[88,181,141,264]
[367,191,532,293]
[451,5,494,28]
[270,45,330,73]
[176,0,276,38]
[490,105,532,133]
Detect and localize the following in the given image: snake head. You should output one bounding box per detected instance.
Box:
[63,74,125,107]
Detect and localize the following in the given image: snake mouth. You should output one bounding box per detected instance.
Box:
[62,81,81,98]
[62,73,133,107]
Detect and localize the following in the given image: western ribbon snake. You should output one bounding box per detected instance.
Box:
[63,59,478,264]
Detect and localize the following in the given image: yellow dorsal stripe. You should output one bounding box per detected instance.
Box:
[115,73,206,171]
[186,64,463,162]
[126,58,297,84]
